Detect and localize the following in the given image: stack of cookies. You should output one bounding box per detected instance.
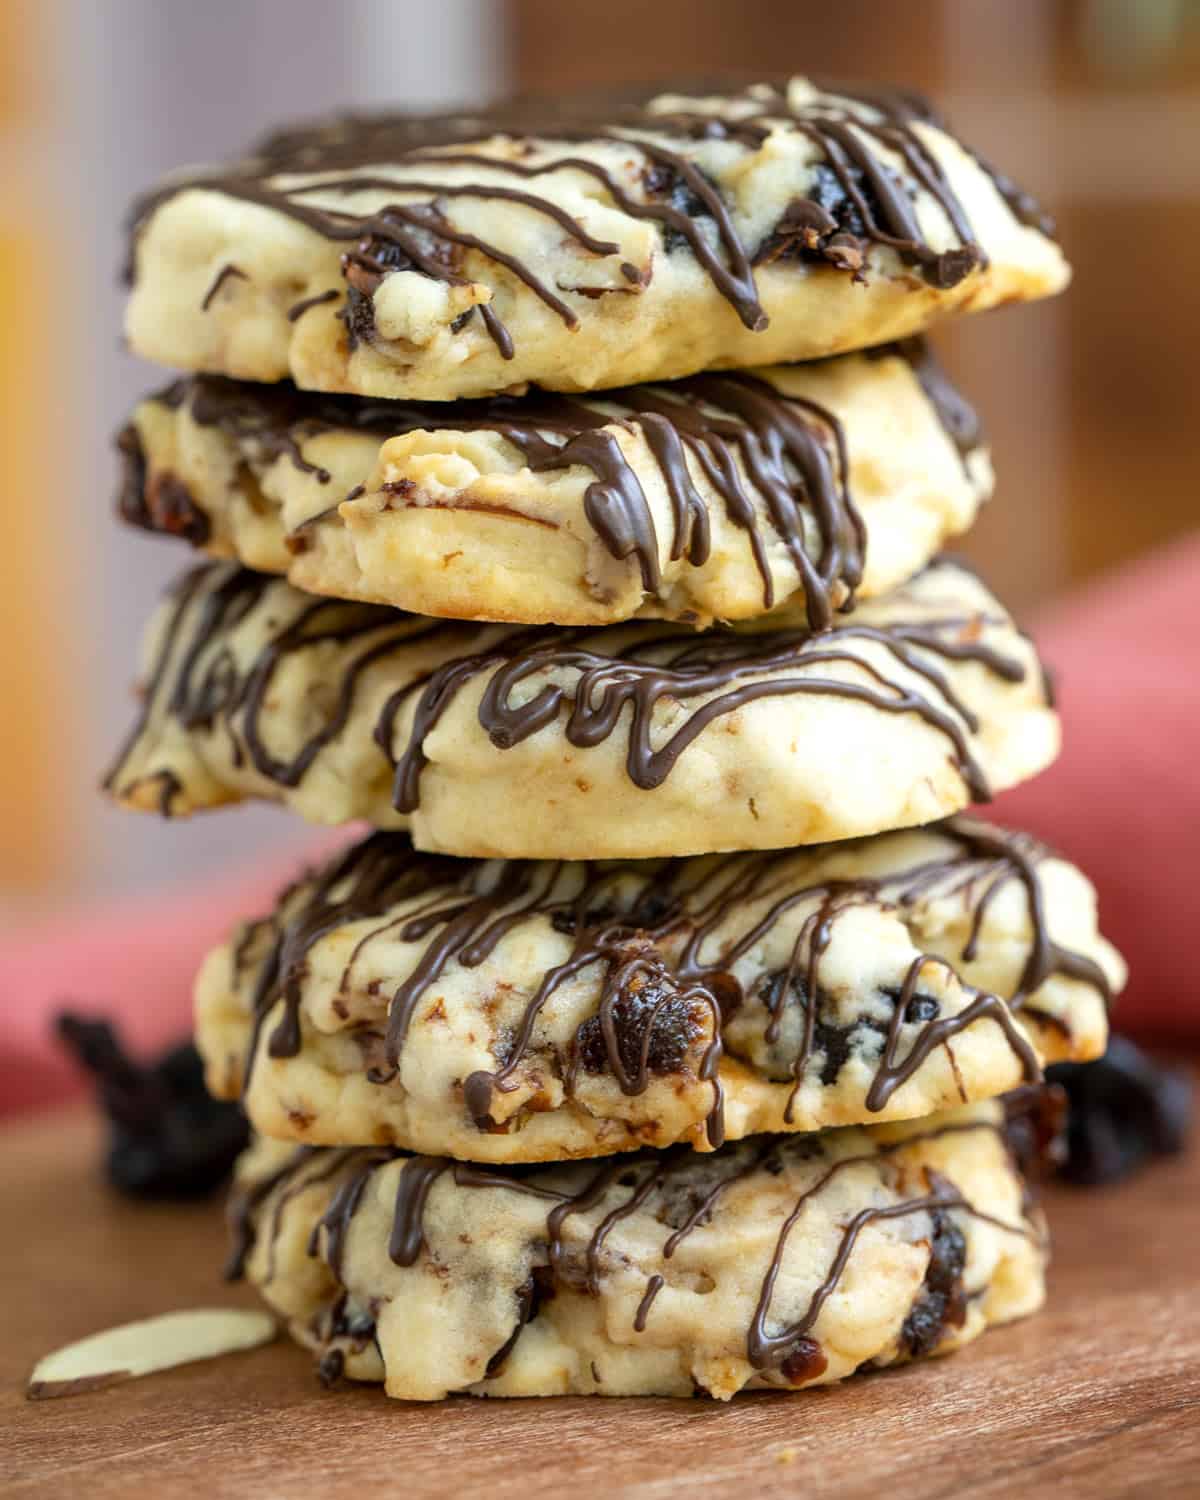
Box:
[107,79,1124,1401]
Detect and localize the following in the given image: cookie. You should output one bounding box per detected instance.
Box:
[195,818,1120,1162]
[103,559,1058,859]
[118,341,991,631]
[125,80,1068,402]
[227,1099,1047,1400]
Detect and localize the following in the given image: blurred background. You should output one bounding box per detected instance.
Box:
[2,0,1198,914]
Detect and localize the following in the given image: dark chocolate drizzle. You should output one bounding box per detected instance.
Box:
[128,80,1053,362]
[199,262,248,311]
[225,1145,318,1281]
[105,559,1039,822]
[287,287,341,323]
[100,562,442,815]
[747,1164,975,1370]
[239,1112,1039,1385]
[231,816,1112,1152]
[132,337,978,626]
[877,337,984,469]
[101,563,220,816]
[382,592,1028,808]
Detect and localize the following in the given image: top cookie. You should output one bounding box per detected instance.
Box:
[125,79,1069,401]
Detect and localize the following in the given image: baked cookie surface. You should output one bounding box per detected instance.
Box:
[196,819,1120,1162]
[104,559,1058,858]
[125,80,1068,401]
[119,341,991,630]
[228,1100,1048,1400]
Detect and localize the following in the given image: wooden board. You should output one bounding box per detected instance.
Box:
[2,1107,1198,1499]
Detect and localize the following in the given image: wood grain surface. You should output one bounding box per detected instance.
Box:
[2,1107,1198,1499]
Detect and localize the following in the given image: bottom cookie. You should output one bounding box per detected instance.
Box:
[228,1098,1047,1400]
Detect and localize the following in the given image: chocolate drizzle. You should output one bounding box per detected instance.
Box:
[132,338,980,626]
[238,1112,1039,1384]
[878,337,984,468]
[955,824,1114,1018]
[101,564,219,816]
[128,80,1053,363]
[748,1167,967,1370]
[231,816,1113,1151]
[101,563,442,814]
[225,1145,318,1280]
[287,287,340,322]
[106,560,1038,824]
[387,1156,456,1265]
[633,1275,665,1332]
[383,598,1027,808]
[199,262,248,311]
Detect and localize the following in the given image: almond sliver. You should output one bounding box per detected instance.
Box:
[27,1307,276,1399]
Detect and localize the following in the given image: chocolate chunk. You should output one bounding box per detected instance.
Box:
[341,282,378,349]
[929,246,982,290]
[779,1337,829,1385]
[341,228,469,348]
[643,162,717,255]
[777,197,838,243]
[899,1208,967,1357]
[754,155,980,287]
[823,232,865,275]
[751,971,847,1084]
[147,473,212,546]
[751,972,942,1086]
[755,164,877,275]
[575,970,702,1081]
[903,992,941,1024]
[1001,1083,1068,1181]
[807,163,873,242]
[340,237,417,348]
[115,426,212,546]
[812,1017,857,1087]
